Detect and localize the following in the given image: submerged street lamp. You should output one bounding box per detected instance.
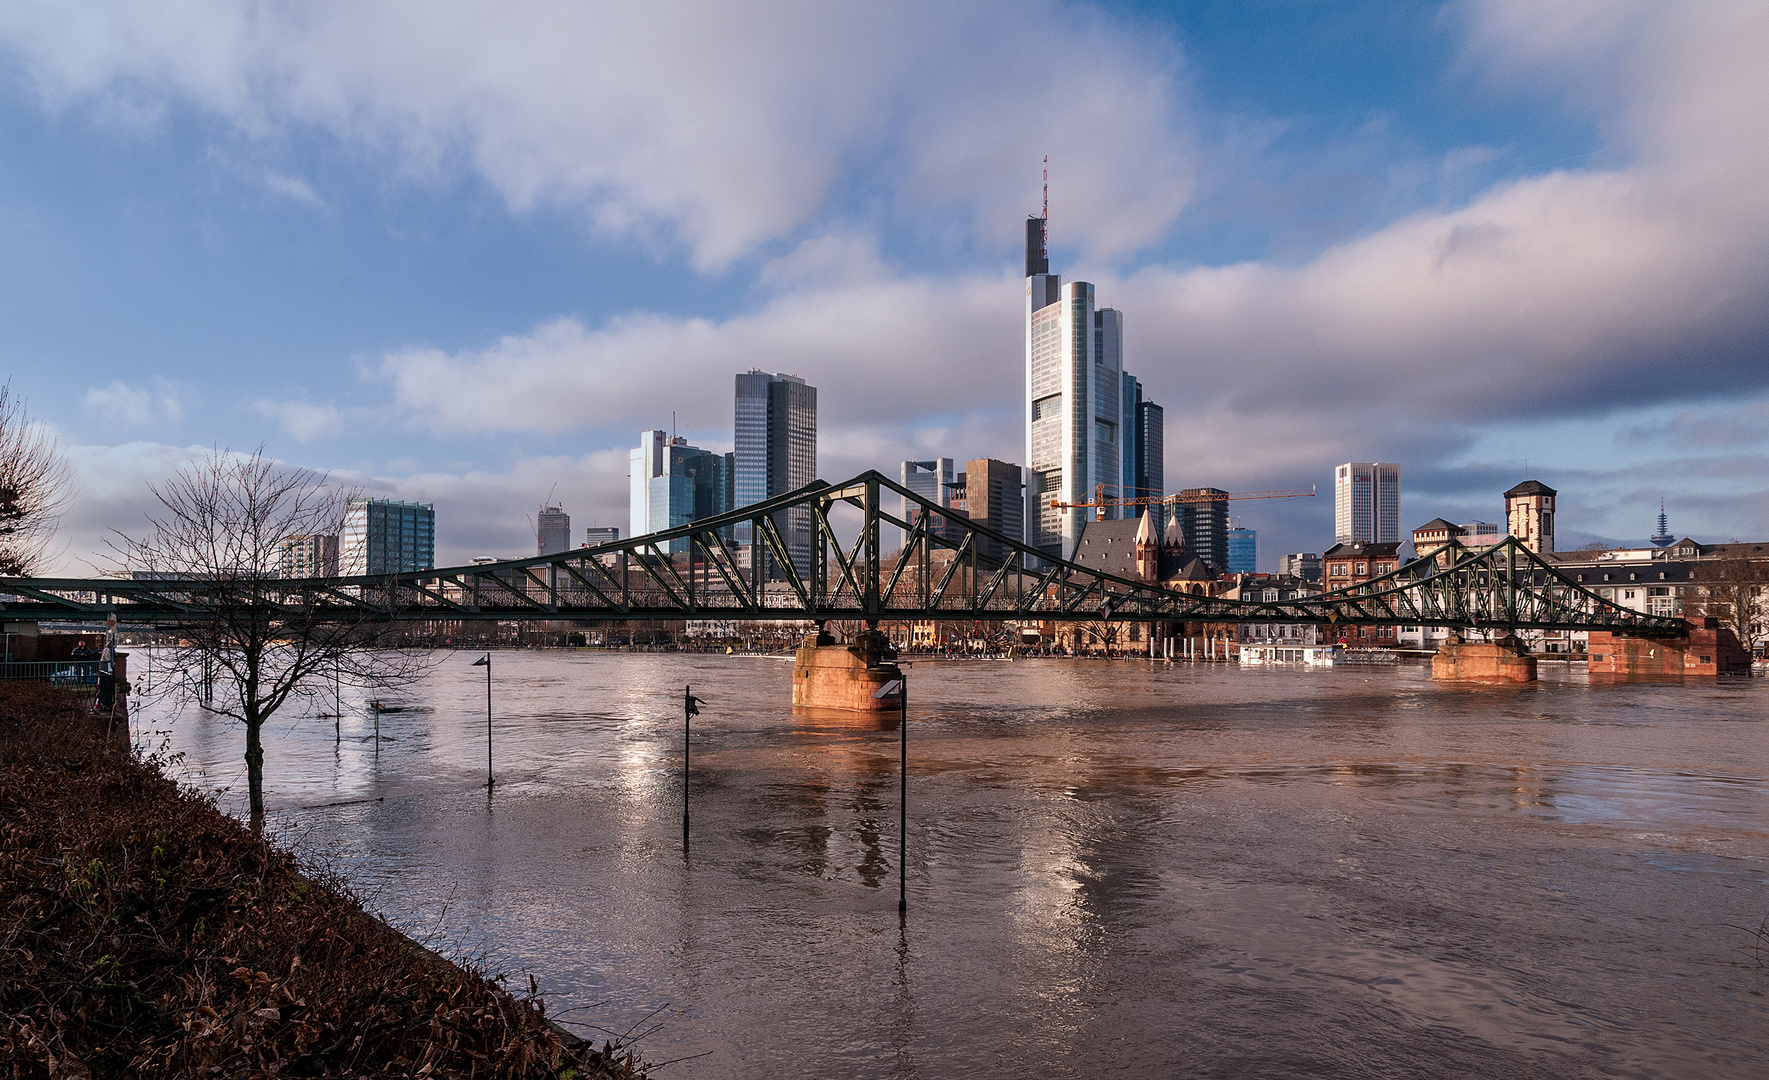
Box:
[472,653,492,787]
[683,685,704,847]
[875,676,908,914]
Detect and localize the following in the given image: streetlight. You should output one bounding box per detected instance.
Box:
[472,653,492,787]
[682,685,703,846]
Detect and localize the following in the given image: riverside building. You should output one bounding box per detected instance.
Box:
[341,498,434,576]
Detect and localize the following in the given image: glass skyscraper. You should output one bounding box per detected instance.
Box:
[341,498,434,576]
[1227,527,1257,574]
[734,371,817,577]
[1334,462,1401,544]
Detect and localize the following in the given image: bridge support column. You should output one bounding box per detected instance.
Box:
[1432,633,1537,683]
[792,628,903,711]
[1588,618,1750,678]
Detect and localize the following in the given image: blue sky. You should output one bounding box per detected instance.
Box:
[2,1,1765,571]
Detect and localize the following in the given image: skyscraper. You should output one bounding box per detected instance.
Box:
[536,504,571,556]
[734,371,817,576]
[636,435,733,554]
[1333,462,1401,545]
[341,498,434,576]
[900,458,961,545]
[1025,209,1151,559]
[959,458,1024,565]
[1120,378,1164,517]
[1227,525,1257,575]
[1164,489,1230,569]
[584,526,620,548]
[630,429,667,541]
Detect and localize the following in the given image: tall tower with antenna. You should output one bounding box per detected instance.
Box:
[1650,499,1674,547]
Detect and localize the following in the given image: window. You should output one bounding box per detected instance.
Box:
[1356,563,1367,574]
[1624,590,1635,599]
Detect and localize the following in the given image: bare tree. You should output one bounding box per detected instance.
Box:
[1688,557,1769,656]
[0,382,75,575]
[111,448,426,827]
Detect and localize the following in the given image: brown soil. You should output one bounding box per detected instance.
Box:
[0,683,642,1079]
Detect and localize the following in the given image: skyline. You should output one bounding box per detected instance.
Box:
[3,1,1767,572]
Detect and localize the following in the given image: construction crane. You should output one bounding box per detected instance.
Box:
[1049,484,1316,513]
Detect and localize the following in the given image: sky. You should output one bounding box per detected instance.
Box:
[2,0,1767,574]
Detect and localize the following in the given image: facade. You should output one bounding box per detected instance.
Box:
[1411,518,1464,564]
[1320,540,1401,646]
[341,498,435,576]
[536,505,571,556]
[1163,489,1230,569]
[629,429,668,541]
[277,533,338,578]
[584,526,620,548]
[1278,552,1321,582]
[901,458,963,545]
[1334,462,1401,545]
[1459,521,1503,548]
[1118,377,1165,517]
[1227,526,1257,574]
[1505,480,1556,554]
[1024,214,1152,559]
[645,438,733,554]
[735,371,817,576]
[950,459,1025,565]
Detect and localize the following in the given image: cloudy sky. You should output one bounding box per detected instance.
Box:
[3,0,1766,573]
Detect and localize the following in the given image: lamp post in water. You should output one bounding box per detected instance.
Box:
[875,676,907,914]
[683,686,703,847]
[472,654,492,787]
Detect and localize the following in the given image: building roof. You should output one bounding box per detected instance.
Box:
[1505,480,1557,498]
[1171,556,1216,581]
[1322,541,1402,559]
[1070,518,1146,578]
[1411,518,1462,534]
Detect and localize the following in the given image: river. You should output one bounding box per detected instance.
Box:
[134,651,1769,1078]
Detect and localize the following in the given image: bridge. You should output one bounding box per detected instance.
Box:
[0,471,1687,637]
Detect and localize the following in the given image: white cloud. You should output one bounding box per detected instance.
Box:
[0,1,1198,268]
[82,380,186,431]
[252,399,345,442]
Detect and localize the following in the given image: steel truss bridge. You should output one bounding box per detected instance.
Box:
[1,471,1685,636]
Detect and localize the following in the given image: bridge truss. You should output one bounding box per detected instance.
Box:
[0,471,1686,635]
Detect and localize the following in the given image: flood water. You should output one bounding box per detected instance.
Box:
[134,651,1769,1078]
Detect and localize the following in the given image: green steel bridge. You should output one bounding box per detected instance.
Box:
[0,471,1687,636]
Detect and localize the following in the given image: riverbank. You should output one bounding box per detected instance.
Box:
[0,683,644,1079]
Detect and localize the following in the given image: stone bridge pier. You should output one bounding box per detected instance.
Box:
[1431,633,1538,683]
[1587,617,1751,677]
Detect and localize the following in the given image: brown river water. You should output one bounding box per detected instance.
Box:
[136,651,1769,1078]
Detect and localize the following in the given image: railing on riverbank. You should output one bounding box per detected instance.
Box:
[0,661,107,685]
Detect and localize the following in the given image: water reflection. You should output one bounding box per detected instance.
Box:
[138,653,1769,1079]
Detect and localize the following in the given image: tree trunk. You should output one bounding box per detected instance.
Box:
[245,718,265,831]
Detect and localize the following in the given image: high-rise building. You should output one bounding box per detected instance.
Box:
[1119,376,1165,518]
[734,371,817,576]
[1505,480,1556,554]
[643,438,733,554]
[1279,552,1321,582]
[1025,212,1151,560]
[584,526,620,548]
[630,429,668,542]
[1334,462,1401,545]
[1227,526,1257,574]
[341,499,434,576]
[901,458,963,545]
[277,534,338,578]
[955,458,1024,565]
[1164,489,1230,569]
[536,504,571,556]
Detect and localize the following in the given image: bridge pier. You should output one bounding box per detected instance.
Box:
[1431,633,1537,684]
[792,627,904,712]
[1587,618,1750,678]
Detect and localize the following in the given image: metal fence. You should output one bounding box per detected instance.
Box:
[0,661,107,685]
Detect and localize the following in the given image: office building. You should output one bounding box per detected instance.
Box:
[901,458,963,545]
[1278,552,1321,583]
[1024,211,1153,559]
[1459,521,1503,548]
[1505,480,1556,554]
[735,371,817,576]
[1119,375,1165,518]
[953,458,1025,565]
[1227,526,1257,575]
[536,504,571,557]
[341,498,434,576]
[1334,462,1401,545]
[584,526,620,548]
[1162,489,1230,570]
[629,429,668,542]
[277,534,338,578]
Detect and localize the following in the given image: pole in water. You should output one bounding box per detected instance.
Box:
[472,653,492,787]
[875,677,908,914]
[683,686,703,845]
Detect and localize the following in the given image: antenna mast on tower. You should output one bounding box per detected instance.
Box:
[1041,155,1049,261]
